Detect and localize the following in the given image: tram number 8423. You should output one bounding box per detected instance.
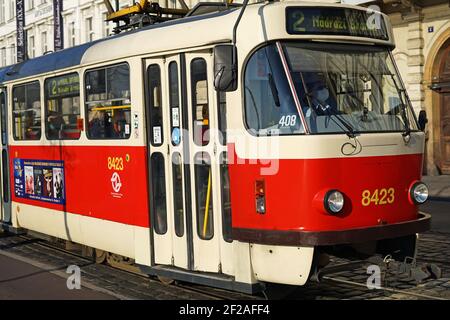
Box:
[362,188,395,207]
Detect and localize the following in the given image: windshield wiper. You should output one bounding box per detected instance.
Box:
[327,112,357,138]
[389,72,411,137]
[306,94,357,138]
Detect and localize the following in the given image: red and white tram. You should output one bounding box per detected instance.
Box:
[0,1,430,293]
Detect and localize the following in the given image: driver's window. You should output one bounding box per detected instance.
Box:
[244,44,304,135]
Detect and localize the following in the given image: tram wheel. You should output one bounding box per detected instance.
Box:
[157,275,175,285]
[95,249,107,264]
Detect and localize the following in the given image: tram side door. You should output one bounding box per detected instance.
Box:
[145,57,189,269]
[145,52,223,273]
[0,87,11,224]
[185,51,222,272]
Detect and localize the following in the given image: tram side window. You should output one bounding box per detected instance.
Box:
[45,73,81,140]
[217,91,227,145]
[195,152,214,240]
[13,82,41,141]
[148,64,163,146]
[85,63,131,139]
[0,90,6,145]
[172,152,184,237]
[169,62,181,146]
[151,152,168,235]
[191,59,210,146]
[220,152,232,243]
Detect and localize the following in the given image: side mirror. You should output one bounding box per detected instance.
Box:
[214,45,237,92]
[418,110,428,131]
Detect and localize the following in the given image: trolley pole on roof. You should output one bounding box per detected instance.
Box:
[102,0,190,34]
[103,0,115,14]
[115,0,120,31]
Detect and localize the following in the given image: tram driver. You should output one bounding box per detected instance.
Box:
[304,73,338,117]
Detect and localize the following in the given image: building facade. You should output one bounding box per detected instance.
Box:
[0,0,342,66]
[345,0,450,175]
[0,0,206,66]
[1,1,448,175]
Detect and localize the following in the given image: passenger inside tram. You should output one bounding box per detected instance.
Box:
[47,111,66,139]
[88,110,104,137]
[112,110,128,138]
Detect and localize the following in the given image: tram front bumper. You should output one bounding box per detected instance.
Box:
[232,212,431,246]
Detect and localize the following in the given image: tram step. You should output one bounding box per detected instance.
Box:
[139,264,263,294]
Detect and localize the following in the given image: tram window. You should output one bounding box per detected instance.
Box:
[13,82,41,141]
[244,44,304,135]
[191,59,210,146]
[172,152,184,237]
[2,150,8,203]
[85,63,131,140]
[0,91,6,145]
[44,73,81,140]
[194,152,214,240]
[148,64,164,146]
[220,152,232,243]
[151,152,168,235]
[169,62,181,146]
[217,91,227,145]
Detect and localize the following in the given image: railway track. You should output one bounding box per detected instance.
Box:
[2,231,448,300]
[15,234,257,300]
[321,275,448,300]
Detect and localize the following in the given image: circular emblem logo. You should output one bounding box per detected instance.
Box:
[111,172,122,193]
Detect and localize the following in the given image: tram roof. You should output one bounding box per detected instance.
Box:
[0,2,394,83]
[0,7,238,83]
[0,42,101,83]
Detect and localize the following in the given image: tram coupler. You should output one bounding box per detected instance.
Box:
[397,252,442,283]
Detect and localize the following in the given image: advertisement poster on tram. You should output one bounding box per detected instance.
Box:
[14,159,66,204]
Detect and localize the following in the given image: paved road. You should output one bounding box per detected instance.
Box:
[0,253,115,299]
[421,199,450,233]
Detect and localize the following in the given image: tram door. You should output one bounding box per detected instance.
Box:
[0,87,11,223]
[145,57,187,268]
[145,52,224,273]
[185,51,223,272]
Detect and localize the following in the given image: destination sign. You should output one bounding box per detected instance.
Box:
[286,7,389,41]
[47,73,80,98]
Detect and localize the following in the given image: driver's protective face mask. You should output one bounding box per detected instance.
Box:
[316,87,329,102]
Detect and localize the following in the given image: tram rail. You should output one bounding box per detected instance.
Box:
[14,233,258,300]
[2,231,446,300]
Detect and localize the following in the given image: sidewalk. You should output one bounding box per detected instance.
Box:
[423,175,450,200]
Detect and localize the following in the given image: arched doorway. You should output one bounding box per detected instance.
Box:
[432,39,450,174]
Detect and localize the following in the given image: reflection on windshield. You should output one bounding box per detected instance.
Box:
[282,42,418,134]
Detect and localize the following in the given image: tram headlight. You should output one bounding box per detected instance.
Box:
[410,182,429,204]
[324,190,345,214]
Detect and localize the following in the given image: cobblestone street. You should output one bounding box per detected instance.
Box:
[283,231,450,300]
[0,195,448,300]
[0,228,448,300]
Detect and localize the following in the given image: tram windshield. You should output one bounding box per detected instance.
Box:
[243,42,419,136]
[283,42,419,134]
